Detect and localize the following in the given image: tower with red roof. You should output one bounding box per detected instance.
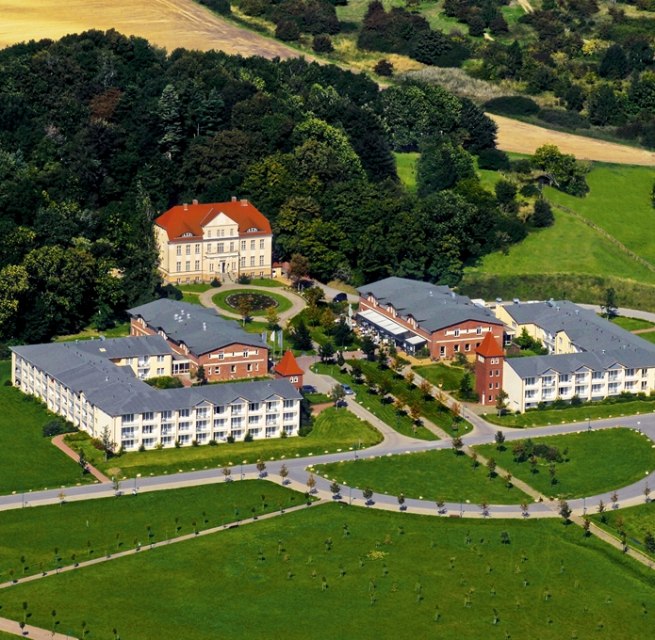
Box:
[475,332,505,406]
[274,351,304,389]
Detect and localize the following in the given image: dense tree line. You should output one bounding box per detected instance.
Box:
[0,30,527,344]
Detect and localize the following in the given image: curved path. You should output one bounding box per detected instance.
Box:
[198,282,306,326]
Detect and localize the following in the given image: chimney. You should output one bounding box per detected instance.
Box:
[231,196,237,202]
[192,199,198,205]
[183,203,188,211]
[241,198,248,206]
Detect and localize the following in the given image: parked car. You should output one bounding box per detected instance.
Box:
[332,292,348,303]
[341,383,354,395]
[301,384,317,394]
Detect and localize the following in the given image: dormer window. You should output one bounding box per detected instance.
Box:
[181,232,193,238]
[246,227,258,232]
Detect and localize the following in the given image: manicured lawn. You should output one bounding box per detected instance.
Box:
[1,505,654,639]
[394,151,418,191]
[0,481,301,582]
[54,322,130,342]
[484,399,655,427]
[76,408,382,479]
[592,502,655,558]
[178,283,213,293]
[313,363,438,441]
[0,362,96,494]
[611,315,655,332]
[249,278,285,288]
[414,363,469,392]
[212,288,292,316]
[314,449,530,504]
[474,428,655,499]
[181,292,203,305]
[636,331,655,344]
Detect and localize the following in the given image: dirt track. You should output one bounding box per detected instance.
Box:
[2,0,655,166]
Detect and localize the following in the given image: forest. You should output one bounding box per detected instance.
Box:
[0,30,536,344]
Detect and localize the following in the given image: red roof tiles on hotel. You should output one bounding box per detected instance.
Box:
[476,332,504,357]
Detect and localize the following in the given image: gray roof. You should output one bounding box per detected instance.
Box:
[358,277,502,333]
[11,342,299,417]
[502,300,655,353]
[506,348,655,379]
[128,299,265,355]
[75,335,171,360]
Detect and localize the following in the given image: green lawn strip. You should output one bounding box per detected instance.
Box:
[611,316,655,332]
[304,392,332,405]
[181,292,203,305]
[248,278,285,288]
[0,362,96,494]
[0,481,301,582]
[212,288,292,316]
[314,449,530,504]
[474,429,655,500]
[1,506,654,639]
[177,283,213,293]
[483,399,655,427]
[394,151,418,192]
[312,363,438,440]
[591,502,655,559]
[358,360,472,435]
[54,322,130,342]
[77,408,381,479]
[414,363,469,391]
[636,331,655,344]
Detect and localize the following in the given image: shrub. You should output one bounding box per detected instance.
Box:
[237,274,252,285]
[477,148,510,170]
[227,435,235,444]
[244,430,254,443]
[276,20,300,41]
[208,439,218,446]
[484,96,540,117]
[138,443,146,452]
[210,277,221,287]
[312,34,334,53]
[511,158,532,174]
[43,419,66,437]
[159,283,183,300]
[374,59,394,76]
[197,0,231,15]
[537,108,590,130]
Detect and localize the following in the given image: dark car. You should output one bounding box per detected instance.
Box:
[301,384,317,394]
[332,292,348,303]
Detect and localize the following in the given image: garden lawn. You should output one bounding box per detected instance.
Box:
[54,322,130,342]
[212,288,292,316]
[79,408,381,479]
[1,505,654,639]
[0,361,95,494]
[0,481,301,582]
[248,278,285,288]
[483,399,655,427]
[591,502,655,559]
[313,363,438,440]
[314,449,530,504]
[178,283,213,293]
[414,363,469,392]
[181,292,202,305]
[474,428,655,499]
[611,316,655,332]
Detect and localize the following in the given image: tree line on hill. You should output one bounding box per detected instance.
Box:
[0,30,556,345]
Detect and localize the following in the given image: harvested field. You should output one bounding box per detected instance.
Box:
[0,0,299,58]
[491,114,655,166]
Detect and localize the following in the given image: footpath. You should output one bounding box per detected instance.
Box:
[51,435,110,483]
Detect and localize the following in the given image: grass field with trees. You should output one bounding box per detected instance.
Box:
[474,429,655,499]
[592,502,655,559]
[314,449,530,504]
[0,481,301,583]
[69,408,381,479]
[1,504,653,639]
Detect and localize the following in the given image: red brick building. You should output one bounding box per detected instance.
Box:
[475,332,505,406]
[356,277,504,360]
[128,299,268,382]
[274,351,304,389]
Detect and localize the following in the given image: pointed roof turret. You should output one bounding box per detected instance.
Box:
[274,350,304,377]
[476,332,504,358]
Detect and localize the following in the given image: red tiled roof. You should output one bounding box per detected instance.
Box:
[155,199,271,241]
[274,350,304,377]
[476,332,504,358]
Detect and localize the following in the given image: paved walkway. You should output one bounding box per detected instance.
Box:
[198,282,306,327]
[51,435,110,483]
[0,616,74,639]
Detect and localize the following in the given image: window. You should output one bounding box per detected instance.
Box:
[249,402,260,411]
[207,230,212,238]
[230,365,236,373]
[176,262,181,272]
[248,415,260,424]
[283,412,294,422]
[207,243,212,253]
[260,239,265,249]
[241,240,246,250]
[218,243,224,253]
[240,257,245,267]
[231,417,243,428]
[250,256,255,266]
[157,368,164,375]
[195,244,200,254]
[176,246,182,256]
[439,346,445,357]
[454,344,460,352]
[259,255,264,266]
[194,260,200,271]
[247,363,252,372]
[476,327,482,335]
[179,409,190,418]
[209,263,214,272]
[214,405,226,414]
[283,399,295,409]
[250,239,255,250]
[186,245,191,255]
[465,343,470,351]
[454,329,460,337]
[185,261,190,271]
[230,241,234,252]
